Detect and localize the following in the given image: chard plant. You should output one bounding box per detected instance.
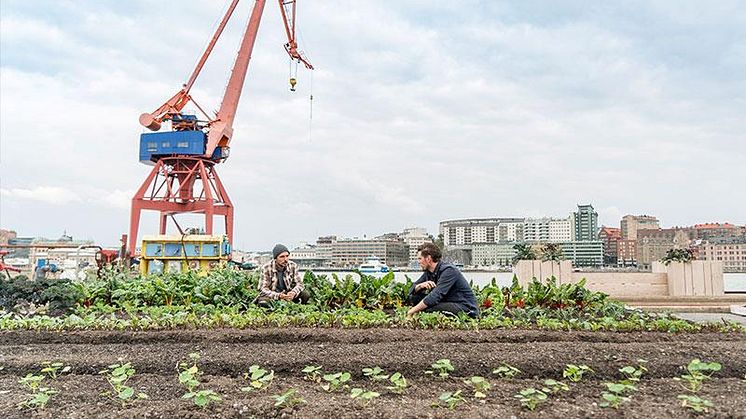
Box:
[362,366,389,381]
[99,362,148,406]
[350,387,380,406]
[433,390,465,409]
[272,388,305,408]
[40,361,71,379]
[387,372,408,394]
[541,378,569,394]
[302,365,322,382]
[492,363,521,378]
[678,394,714,413]
[177,353,221,408]
[241,364,274,392]
[464,376,491,398]
[674,359,721,393]
[425,359,454,379]
[515,387,547,411]
[563,364,593,382]
[321,371,352,392]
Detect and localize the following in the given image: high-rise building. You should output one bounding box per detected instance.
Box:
[331,238,409,268]
[440,218,525,247]
[598,226,621,265]
[400,227,431,265]
[523,217,574,243]
[574,204,598,241]
[559,241,604,267]
[697,236,746,272]
[620,215,660,240]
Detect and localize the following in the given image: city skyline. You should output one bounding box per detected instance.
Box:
[2,1,744,250]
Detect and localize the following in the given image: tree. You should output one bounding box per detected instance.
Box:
[512,243,536,265]
[540,243,565,262]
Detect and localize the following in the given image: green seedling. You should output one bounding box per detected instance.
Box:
[492,363,521,378]
[302,365,322,382]
[600,392,630,409]
[515,388,547,411]
[387,372,408,394]
[241,364,274,392]
[541,378,569,394]
[18,387,58,409]
[19,373,45,392]
[425,359,454,378]
[464,376,491,398]
[362,366,389,381]
[40,361,71,379]
[99,362,148,406]
[350,387,380,406]
[599,382,635,409]
[433,390,465,409]
[619,359,648,384]
[674,359,721,393]
[177,353,221,408]
[321,371,352,392]
[678,394,714,413]
[272,388,305,408]
[563,364,593,382]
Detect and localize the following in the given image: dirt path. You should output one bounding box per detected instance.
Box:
[1,328,745,418]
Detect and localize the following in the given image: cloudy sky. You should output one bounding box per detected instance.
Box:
[1,1,744,250]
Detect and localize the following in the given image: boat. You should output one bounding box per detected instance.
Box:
[358,256,390,274]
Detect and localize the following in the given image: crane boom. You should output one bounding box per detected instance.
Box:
[138,0,313,161]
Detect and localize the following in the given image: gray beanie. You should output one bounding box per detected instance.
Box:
[272,244,289,259]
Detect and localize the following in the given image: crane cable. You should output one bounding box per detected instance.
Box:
[309,70,314,142]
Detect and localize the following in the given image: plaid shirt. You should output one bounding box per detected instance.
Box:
[259,259,304,299]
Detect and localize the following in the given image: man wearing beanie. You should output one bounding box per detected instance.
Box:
[255,244,310,308]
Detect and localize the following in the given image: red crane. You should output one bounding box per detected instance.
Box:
[129,0,313,257]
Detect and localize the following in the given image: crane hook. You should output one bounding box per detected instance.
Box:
[289,77,297,91]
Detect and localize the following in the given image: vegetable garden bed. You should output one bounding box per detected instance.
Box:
[1,328,745,418]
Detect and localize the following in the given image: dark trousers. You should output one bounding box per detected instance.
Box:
[408,292,475,317]
[255,289,310,308]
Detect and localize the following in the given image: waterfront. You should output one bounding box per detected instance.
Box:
[305,270,746,293]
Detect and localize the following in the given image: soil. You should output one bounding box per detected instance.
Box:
[1,328,745,418]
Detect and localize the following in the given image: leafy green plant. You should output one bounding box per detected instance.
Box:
[515,388,547,411]
[302,365,322,382]
[19,373,45,392]
[99,362,148,406]
[40,361,71,379]
[492,363,521,378]
[674,359,721,392]
[541,378,569,394]
[321,371,352,392]
[425,359,454,378]
[619,359,648,384]
[660,248,695,265]
[177,353,221,408]
[434,390,465,409]
[350,387,380,406]
[362,366,389,381]
[678,394,714,413]
[464,376,491,398]
[599,382,635,409]
[19,386,58,409]
[272,388,305,408]
[387,372,407,394]
[563,364,593,382]
[241,364,274,392]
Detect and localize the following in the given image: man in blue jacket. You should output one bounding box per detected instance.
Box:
[407,243,478,319]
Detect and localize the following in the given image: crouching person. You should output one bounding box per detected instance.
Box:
[406,243,478,319]
[255,244,310,308]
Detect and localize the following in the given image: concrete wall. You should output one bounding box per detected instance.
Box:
[652,261,724,296]
[513,260,724,298]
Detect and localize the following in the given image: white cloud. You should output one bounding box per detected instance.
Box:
[1,186,82,204]
[1,1,744,249]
